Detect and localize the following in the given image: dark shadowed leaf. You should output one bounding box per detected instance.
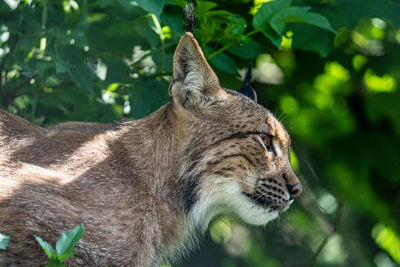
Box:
[253,0,334,48]
[270,7,335,35]
[320,0,400,29]
[288,23,335,57]
[227,40,262,60]
[133,0,166,19]
[128,79,169,119]
[68,64,93,95]
[209,52,238,75]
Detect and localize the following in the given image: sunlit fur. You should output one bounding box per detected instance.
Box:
[0,33,301,266]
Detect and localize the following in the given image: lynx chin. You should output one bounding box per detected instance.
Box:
[0,31,302,266]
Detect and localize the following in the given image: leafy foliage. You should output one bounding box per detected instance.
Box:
[253,0,335,48]
[1,0,400,266]
[35,224,84,266]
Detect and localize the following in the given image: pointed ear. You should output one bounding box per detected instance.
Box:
[169,33,221,108]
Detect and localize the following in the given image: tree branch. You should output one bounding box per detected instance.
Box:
[12,73,38,93]
[2,73,38,107]
[14,80,96,99]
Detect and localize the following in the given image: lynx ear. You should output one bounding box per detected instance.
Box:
[169,33,221,108]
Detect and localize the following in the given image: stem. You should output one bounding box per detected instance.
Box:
[2,73,38,107]
[13,73,38,93]
[41,1,48,30]
[150,14,166,72]
[207,29,260,59]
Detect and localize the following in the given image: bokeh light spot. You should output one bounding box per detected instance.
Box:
[325,61,350,82]
[250,0,274,15]
[161,26,172,40]
[321,234,347,264]
[318,192,338,214]
[281,31,293,49]
[210,218,232,244]
[290,149,299,173]
[364,69,396,93]
[352,54,368,71]
[280,94,299,115]
[372,223,400,264]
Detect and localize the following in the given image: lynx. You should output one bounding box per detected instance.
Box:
[0,25,302,266]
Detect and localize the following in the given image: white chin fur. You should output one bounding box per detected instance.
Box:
[192,182,280,228]
[231,192,279,225]
[221,183,280,225]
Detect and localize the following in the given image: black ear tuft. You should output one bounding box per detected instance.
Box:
[238,63,257,101]
[185,3,195,34]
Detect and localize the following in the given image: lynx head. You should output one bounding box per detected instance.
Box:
[169,33,302,229]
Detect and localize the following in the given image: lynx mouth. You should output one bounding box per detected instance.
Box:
[244,192,289,212]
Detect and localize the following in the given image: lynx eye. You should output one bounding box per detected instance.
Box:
[259,133,275,154]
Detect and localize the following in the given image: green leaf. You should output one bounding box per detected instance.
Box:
[207,10,247,35]
[55,62,68,74]
[320,0,400,30]
[68,65,94,95]
[160,12,185,36]
[53,45,94,94]
[270,7,335,35]
[88,19,143,55]
[209,52,238,75]
[128,79,169,119]
[253,0,292,47]
[21,8,42,33]
[88,16,158,55]
[134,16,160,48]
[166,0,185,7]
[35,235,56,259]
[105,60,131,84]
[253,0,292,29]
[133,0,166,19]
[197,1,218,15]
[227,40,262,60]
[55,224,84,262]
[288,23,334,57]
[253,0,335,48]
[0,233,10,250]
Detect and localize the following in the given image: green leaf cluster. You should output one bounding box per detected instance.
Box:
[35,224,84,266]
[253,0,335,48]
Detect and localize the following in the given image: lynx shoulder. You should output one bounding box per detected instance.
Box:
[0,32,301,266]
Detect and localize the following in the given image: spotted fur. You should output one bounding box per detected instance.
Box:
[0,33,301,266]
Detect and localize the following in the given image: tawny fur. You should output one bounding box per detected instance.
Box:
[0,33,301,266]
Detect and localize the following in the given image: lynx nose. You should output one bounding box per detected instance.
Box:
[286,183,302,200]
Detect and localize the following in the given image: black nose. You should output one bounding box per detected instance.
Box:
[286,183,302,200]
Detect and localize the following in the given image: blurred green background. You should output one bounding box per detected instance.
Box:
[1,0,399,266]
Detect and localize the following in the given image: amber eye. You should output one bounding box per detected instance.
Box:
[259,133,275,154]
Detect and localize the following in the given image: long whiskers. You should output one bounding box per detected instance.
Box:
[218,176,255,189]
